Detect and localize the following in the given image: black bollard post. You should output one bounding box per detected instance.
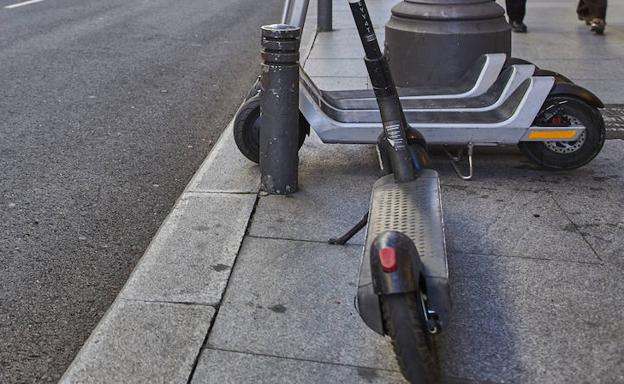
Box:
[260,24,301,195]
[318,0,333,32]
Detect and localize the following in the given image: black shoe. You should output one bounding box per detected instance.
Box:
[590,18,606,35]
[510,20,528,33]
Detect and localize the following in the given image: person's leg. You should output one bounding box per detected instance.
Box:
[506,0,527,32]
[592,0,607,19]
[506,0,526,22]
[577,0,590,22]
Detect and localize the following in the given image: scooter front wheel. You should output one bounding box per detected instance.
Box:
[519,96,605,170]
[382,293,439,384]
[233,94,309,163]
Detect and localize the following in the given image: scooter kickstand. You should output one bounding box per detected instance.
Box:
[328,212,368,245]
[444,143,474,180]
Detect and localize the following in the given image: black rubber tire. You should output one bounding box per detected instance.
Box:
[382,293,439,384]
[233,94,309,164]
[519,96,605,170]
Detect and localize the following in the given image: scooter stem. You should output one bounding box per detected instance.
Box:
[347,0,425,182]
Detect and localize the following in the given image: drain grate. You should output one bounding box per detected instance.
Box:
[604,104,624,139]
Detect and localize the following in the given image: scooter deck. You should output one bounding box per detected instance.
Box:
[357,170,451,335]
[321,66,515,111]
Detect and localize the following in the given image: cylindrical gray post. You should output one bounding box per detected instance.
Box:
[385,0,511,88]
[318,0,332,32]
[260,24,301,195]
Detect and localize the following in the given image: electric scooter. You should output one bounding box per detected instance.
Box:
[340,1,448,381]
[234,0,606,176]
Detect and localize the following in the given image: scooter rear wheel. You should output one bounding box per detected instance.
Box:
[519,96,605,170]
[382,293,439,384]
[233,94,309,164]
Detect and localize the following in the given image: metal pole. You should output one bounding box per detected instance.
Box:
[259,24,301,195]
[317,0,332,32]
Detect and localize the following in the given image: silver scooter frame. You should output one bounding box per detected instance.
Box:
[280,0,586,146]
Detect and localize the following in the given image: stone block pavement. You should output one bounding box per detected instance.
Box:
[61,0,624,383]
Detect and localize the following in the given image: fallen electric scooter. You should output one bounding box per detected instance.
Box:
[234,0,606,176]
[340,1,448,381]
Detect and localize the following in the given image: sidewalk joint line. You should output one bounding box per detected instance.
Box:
[300,24,319,66]
[119,298,218,308]
[204,346,401,373]
[185,190,259,195]
[440,182,553,194]
[185,193,261,384]
[246,233,364,247]
[452,251,604,266]
[549,193,603,262]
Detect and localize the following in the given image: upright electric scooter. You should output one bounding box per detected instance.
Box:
[234,0,606,176]
[339,0,449,382]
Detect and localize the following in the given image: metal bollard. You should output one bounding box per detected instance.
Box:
[260,24,301,195]
[317,0,333,32]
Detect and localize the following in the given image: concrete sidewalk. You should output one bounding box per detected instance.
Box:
[62,1,624,383]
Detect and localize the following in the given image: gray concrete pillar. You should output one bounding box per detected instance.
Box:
[385,0,511,88]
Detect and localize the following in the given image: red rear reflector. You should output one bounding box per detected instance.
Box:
[379,247,397,273]
[552,115,562,125]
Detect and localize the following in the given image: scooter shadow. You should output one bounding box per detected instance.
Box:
[425,143,614,382]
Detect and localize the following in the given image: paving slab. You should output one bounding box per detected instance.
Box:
[550,183,624,269]
[249,135,378,244]
[574,80,623,104]
[120,192,256,305]
[527,58,624,81]
[311,76,369,91]
[504,0,624,102]
[61,300,214,384]
[512,35,624,60]
[441,184,599,263]
[433,140,624,193]
[322,12,389,31]
[191,349,406,384]
[207,236,400,372]
[441,252,624,383]
[187,123,260,193]
[304,58,369,78]
[310,29,386,60]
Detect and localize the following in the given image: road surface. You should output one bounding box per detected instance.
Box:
[0,0,281,381]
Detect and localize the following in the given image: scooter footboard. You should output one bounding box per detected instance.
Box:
[357,170,451,335]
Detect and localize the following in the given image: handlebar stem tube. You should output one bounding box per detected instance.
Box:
[347,0,422,182]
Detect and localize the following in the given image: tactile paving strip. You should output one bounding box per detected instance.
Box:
[603,104,624,139]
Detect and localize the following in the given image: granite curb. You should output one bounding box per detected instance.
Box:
[60,8,321,382]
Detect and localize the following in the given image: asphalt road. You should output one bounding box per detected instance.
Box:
[0,0,281,382]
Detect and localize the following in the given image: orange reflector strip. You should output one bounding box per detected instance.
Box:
[527,130,578,140]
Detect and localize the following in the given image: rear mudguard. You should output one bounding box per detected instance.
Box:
[549,82,604,108]
[371,231,421,295]
[535,69,573,84]
[506,57,575,86]
[357,231,422,335]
